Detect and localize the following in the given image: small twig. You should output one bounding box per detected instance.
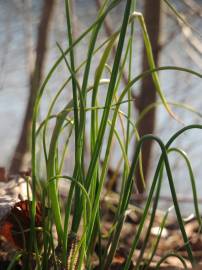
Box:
[181,0,202,18]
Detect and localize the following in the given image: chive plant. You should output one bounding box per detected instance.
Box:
[13,0,202,269]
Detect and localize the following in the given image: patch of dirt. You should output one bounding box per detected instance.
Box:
[1,174,202,269]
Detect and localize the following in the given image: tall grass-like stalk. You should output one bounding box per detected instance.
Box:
[25,0,202,269]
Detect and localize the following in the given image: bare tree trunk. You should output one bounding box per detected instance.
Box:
[9,0,55,174]
[135,0,162,193]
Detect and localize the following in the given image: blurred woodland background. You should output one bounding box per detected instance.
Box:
[0,0,202,213]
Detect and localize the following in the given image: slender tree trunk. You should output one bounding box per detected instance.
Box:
[9,0,55,174]
[135,0,162,193]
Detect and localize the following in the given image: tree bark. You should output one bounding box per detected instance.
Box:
[9,0,55,174]
[135,0,162,193]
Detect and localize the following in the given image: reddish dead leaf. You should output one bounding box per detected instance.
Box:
[0,167,6,182]
[0,200,43,249]
[113,255,125,264]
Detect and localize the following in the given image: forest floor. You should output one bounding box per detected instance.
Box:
[0,172,202,269]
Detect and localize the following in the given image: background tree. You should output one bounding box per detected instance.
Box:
[9,0,55,173]
[135,0,162,193]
